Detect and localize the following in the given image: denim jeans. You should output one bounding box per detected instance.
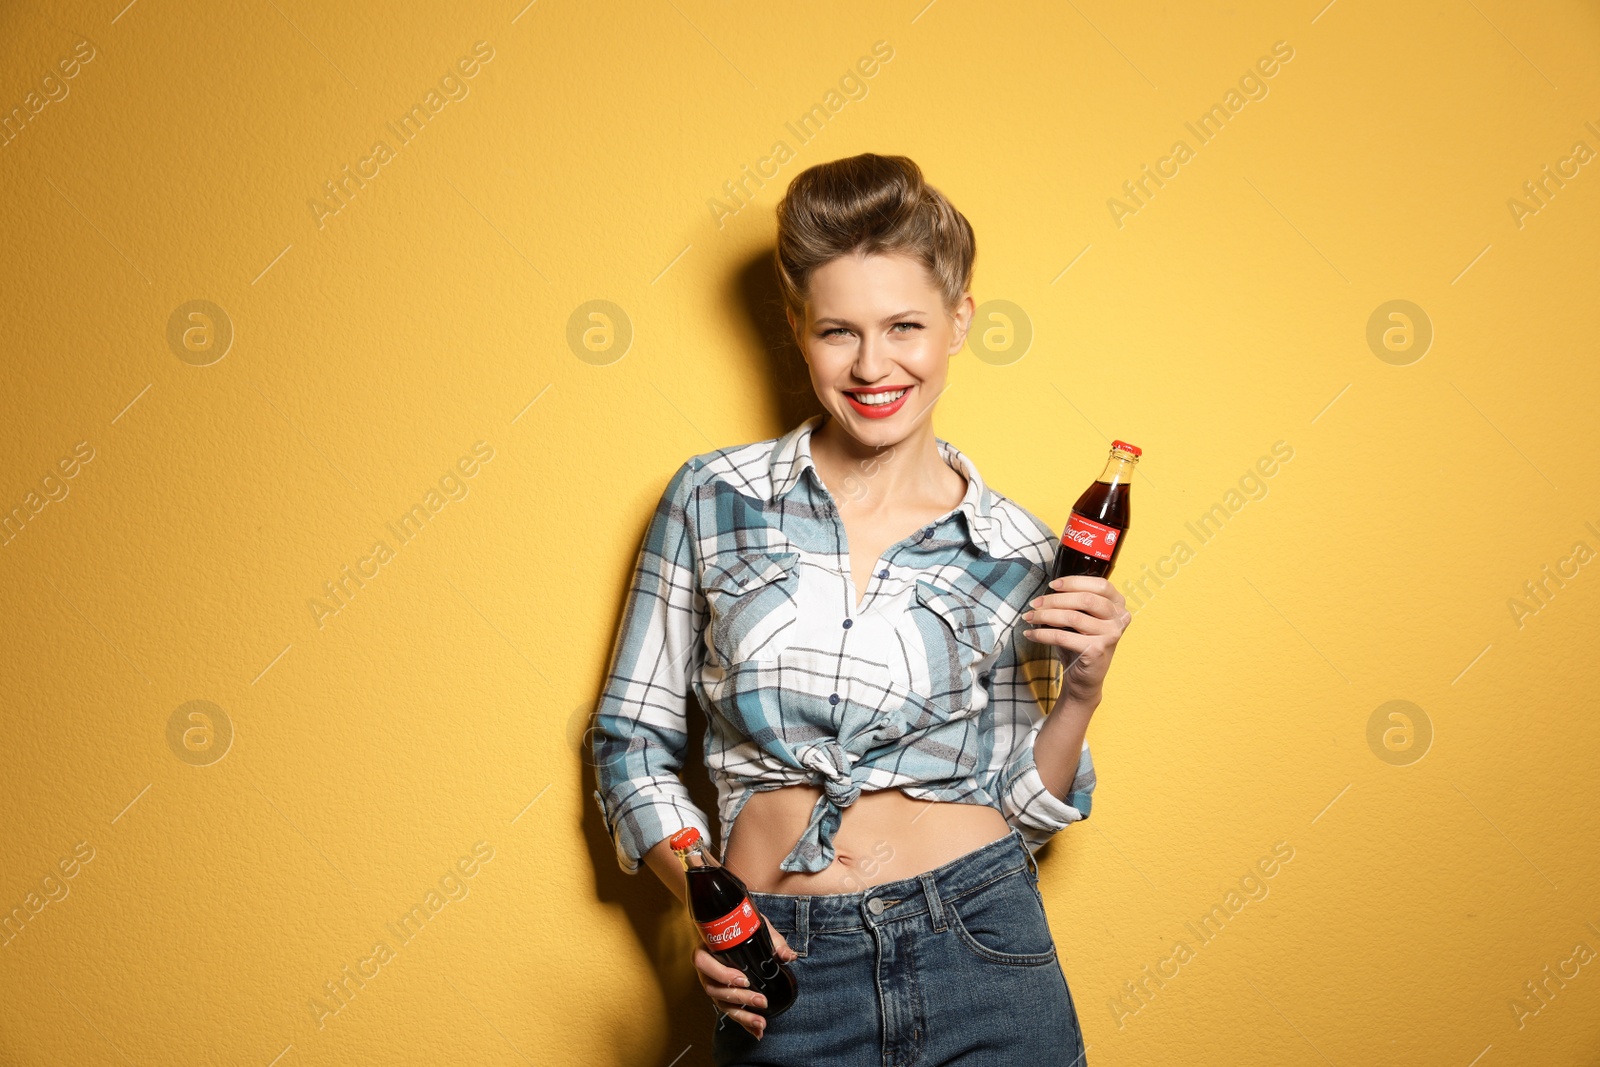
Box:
[711,828,1088,1067]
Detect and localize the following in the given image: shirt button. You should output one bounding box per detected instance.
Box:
[828,693,840,705]
[842,618,853,629]
[877,570,889,579]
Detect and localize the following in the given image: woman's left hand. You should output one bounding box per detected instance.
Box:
[1021,576,1133,703]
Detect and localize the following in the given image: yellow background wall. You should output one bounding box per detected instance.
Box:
[3,1,1598,1064]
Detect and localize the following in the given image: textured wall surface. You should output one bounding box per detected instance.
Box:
[2,2,1598,1065]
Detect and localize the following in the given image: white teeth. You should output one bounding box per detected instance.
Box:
[851,388,908,406]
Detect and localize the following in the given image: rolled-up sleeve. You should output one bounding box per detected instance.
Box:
[590,460,715,873]
[980,565,1096,855]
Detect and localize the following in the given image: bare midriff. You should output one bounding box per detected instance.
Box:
[722,783,1012,895]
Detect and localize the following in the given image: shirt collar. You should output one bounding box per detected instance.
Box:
[769,414,1000,556]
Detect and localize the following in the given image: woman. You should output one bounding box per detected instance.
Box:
[592,153,1132,1066]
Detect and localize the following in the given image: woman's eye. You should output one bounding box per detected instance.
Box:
[820,323,920,338]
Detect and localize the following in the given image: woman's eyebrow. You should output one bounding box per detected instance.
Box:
[812,310,927,327]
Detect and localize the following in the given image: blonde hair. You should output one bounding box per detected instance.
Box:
[774,153,975,321]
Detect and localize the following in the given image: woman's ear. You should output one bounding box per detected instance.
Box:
[786,306,806,356]
[948,293,975,355]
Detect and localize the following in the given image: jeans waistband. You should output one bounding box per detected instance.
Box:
[743,827,1036,951]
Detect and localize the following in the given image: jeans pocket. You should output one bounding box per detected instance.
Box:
[947,867,1059,967]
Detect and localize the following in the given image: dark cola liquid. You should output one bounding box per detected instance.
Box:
[1050,476,1130,583]
[686,865,797,1019]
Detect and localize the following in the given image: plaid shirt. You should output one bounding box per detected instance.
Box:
[591,414,1096,875]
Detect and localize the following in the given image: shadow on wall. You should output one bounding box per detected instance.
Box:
[578,248,819,1067]
[734,247,827,433]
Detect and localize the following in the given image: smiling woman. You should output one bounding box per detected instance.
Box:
[592,153,1130,1066]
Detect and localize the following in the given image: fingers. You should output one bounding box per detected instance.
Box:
[695,947,750,990]
[1025,605,1116,634]
[705,981,770,1014]
[1029,576,1132,637]
[717,1002,768,1038]
[1031,589,1118,618]
[1044,577,1128,613]
[695,948,769,1037]
[1048,575,1118,597]
[1021,624,1092,650]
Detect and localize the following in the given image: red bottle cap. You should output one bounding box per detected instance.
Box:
[668,827,702,851]
[1111,440,1141,457]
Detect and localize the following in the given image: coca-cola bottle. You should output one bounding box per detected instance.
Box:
[1050,440,1140,592]
[670,827,798,1019]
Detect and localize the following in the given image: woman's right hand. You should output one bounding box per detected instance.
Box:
[693,919,796,1039]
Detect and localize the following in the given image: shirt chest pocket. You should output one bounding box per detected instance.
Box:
[906,580,1000,710]
[701,550,801,667]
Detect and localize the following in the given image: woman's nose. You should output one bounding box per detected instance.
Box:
[851,337,889,381]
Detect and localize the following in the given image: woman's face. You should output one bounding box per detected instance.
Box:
[788,252,973,451]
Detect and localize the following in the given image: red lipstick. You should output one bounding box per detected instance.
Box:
[843,385,912,420]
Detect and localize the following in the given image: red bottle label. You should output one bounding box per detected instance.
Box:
[1062,512,1121,561]
[697,898,760,951]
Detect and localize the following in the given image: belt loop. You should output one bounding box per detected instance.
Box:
[1021,834,1041,882]
[919,872,946,932]
[794,897,810,957]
